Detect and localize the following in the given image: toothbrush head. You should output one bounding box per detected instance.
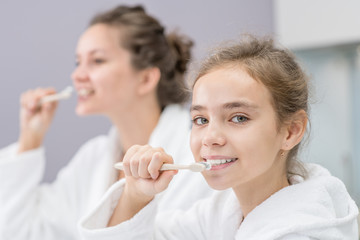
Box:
[184,162,212,172]
[61,86,73,98]
[190,162,211,171]
[40,86,74,104]
[201,161,212,170]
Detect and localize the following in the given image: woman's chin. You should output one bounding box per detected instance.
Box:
[75,106,93,116]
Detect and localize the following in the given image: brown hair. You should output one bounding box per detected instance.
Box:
[90,5,193,108]
[193,35,310,177]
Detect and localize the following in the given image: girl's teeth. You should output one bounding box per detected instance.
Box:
[207,158,236,166]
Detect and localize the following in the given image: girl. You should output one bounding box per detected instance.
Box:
[79,36,359,239]
[0,5,212,240]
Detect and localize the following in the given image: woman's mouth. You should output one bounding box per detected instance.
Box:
[78,88,95,97]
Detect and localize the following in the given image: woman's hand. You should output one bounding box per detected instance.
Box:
[108,145,177,226]
[17,88,58,153]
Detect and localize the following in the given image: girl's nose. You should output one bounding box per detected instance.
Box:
[202,123,226,147]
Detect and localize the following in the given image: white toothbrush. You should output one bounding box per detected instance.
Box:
[30,86,74,130]
[114,162,212,172]
[39,86,73,105]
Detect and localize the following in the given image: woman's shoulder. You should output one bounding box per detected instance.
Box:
[76,135,109,156]
[68,127,117,169]
[77,127,117,154]
[159,104,191,130]
[149,104,191,155]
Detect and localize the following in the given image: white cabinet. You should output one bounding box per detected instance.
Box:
[274,0,360,203]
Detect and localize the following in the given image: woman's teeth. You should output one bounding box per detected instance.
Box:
[78,89,94,97]
[206,158,237,166]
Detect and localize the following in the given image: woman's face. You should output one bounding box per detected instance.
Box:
[190,67,288,191]
[72,23,142,116]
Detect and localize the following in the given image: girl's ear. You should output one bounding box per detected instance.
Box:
[137,67,161,96]
[282,110,308,150]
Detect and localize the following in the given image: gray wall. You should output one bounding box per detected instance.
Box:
[0,1,274,182]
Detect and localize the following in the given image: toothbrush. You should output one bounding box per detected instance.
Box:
[39,86,73,105]
[30,86,73,130]
[114,162,212,172]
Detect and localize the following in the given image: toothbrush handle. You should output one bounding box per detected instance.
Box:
[114,163,193,171]
[40,94,64,104]
[161,163,209,172]
[160,164,190,170]
[39,86,73,104]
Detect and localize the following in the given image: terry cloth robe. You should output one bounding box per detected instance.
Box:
[79,163,359,240]
[0,104,213,240]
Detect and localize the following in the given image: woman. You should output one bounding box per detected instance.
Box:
[0,5,212,240]
[79,36,359,239]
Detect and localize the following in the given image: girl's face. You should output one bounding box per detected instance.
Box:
[72,24,142,116]
[190,67,288,191]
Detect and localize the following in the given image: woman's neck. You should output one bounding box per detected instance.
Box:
[233,163,289,218]
[110,99,162,153]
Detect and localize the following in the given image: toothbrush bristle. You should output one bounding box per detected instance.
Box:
[60,86,73,98]
[202,162,212,170]
[63,86,73,94]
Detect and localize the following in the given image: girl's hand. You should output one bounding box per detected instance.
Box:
[108,145,178,226]
[122,144,178,199]
[17,88,58,153]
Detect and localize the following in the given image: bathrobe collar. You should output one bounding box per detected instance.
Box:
[236,163,359,239]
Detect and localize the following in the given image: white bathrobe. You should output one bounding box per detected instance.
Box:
[79,164,359,240]
[0,104,213,240]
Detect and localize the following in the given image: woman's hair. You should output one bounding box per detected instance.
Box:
[192,35,310,177]
[90,5,193,108]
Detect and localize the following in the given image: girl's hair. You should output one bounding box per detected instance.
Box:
[90,5,193,108]
[193,35,310,177]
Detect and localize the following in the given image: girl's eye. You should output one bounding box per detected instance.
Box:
[231,115,248,123]
[193,117,209,126]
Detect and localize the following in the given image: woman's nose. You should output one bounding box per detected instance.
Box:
[202,123,226,147]
[71,65,88,83]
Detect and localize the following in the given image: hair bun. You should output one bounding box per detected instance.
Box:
[166,32,194,74]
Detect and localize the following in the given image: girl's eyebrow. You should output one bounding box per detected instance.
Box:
[190,101,259,113]
[223,101,259,110]
[190,105,204,112]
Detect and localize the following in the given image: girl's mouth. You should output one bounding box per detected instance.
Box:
[203,157,238,170]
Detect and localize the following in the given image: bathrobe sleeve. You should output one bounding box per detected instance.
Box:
[0,137,108,240]
[277,234,311,239]
[79,182,236,240]
[79,179,208,240]
[153,190,240,240]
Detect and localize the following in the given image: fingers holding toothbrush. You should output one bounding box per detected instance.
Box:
[18,87,58,153]
[122,145,178,198]
[20,87,59,125]
[108,145,178,225]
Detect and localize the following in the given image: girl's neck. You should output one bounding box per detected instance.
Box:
[233,164,289,218]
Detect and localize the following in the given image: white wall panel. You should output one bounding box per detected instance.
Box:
[275,0,360,49]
